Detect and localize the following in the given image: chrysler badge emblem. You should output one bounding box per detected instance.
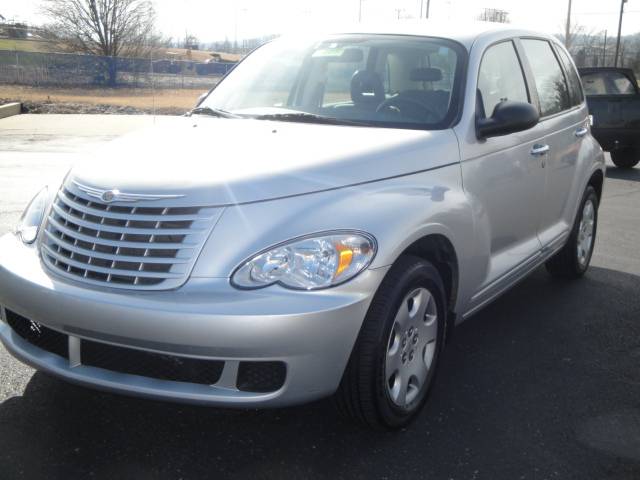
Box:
[101,190,118,203]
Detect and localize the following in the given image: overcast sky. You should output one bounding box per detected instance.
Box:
[3,0,640,42]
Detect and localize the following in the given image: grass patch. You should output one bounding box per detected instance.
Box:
[0,39,55,53]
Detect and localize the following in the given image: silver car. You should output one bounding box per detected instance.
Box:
[0,24,605,429]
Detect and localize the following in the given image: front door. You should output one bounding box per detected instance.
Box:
[459,40,546,302]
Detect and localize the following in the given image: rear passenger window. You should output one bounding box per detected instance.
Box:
[556,47,584,105]
[521,39,571,116]
[477,41,529,117]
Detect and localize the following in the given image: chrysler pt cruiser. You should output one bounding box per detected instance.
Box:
[0,24,605,429]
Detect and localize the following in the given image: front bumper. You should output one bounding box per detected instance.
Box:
[0,234,386,407]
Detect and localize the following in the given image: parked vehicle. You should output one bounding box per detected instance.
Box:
[579,67,640,168]
[0,24,605,429]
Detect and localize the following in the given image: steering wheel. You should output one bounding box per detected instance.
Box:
[376,96,439,122]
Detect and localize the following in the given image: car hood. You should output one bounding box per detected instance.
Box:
[68,116,459,206]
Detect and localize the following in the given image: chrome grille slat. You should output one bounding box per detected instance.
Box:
[47,217,195,249]
[42,245,185,279]
[40,184,215,290]
[42,230,190,264]
[57,190,214,222]
[51,203,199,235]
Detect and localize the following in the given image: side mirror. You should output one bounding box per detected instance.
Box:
[476,101,539,139]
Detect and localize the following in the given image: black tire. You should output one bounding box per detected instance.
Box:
[546,185,599,278]
[611,149,639,169]
[334,255,447,430]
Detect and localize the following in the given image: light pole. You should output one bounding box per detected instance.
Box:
[565,0,572,48]
[420,0,431,19]
[614,0,628,67]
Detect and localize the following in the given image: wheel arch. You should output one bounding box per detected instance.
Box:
[588,169,604,202]
[399,233,459,325]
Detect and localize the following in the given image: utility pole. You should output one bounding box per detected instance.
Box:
[565,0,572,48]
[420,0,431,19]
[614,0,627,67]
[602,30,608,67]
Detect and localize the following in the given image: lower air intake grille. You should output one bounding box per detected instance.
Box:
[82,339,225,385]
[5,310,69,359]
[237,361,286,393]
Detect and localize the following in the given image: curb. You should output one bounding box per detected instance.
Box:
[0,103,21,119]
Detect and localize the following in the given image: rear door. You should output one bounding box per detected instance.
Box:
[519,39,589,249]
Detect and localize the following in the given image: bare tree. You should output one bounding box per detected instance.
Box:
[42,0,157,85]
[559,21,587,52]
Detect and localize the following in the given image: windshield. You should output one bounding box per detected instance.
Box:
[201,34,466,129]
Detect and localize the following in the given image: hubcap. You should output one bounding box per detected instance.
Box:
[577,199,595,267]
[385,287,438,408]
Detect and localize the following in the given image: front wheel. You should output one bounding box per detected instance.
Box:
[546,185,599,278]
[611,149,639,169]
[334,255,446,429]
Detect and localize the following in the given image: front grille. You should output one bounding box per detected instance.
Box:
[5,310,68,359]
[82,339,224,385]
[40,183,218,290]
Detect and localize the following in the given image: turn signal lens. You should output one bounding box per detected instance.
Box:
[231,231,377,290]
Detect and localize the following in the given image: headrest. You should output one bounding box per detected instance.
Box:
[350,70,385,105]
[410,68,443,82]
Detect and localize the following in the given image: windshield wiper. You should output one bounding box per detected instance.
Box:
[186,106,238,118]
[250,112,368,126]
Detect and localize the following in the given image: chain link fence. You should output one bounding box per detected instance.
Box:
[0,50,236,89]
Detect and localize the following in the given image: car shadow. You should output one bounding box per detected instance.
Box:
[1,267,640,479]
[606,165,640,182]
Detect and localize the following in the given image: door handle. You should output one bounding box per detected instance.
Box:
[575,127,588,138]
[530,144,550,156]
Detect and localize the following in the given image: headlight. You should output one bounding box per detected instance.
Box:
[15,187,48,244]
[231,231,377,290]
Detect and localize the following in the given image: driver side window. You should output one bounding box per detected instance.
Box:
[478,41,529,118]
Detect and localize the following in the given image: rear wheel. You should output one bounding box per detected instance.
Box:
[546,185,598,278]
[611,149,639,169]
[334,255,446,429]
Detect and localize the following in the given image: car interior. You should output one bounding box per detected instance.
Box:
[292,43,456,125]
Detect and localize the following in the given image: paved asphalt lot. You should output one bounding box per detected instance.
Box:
[0,115,639,480]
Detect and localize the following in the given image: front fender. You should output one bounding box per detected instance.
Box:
[191,164,478,315]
